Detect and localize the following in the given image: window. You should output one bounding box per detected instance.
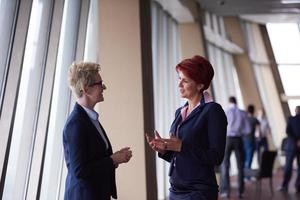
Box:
[151,1,181,199]
[3,0,53,198]
[0,0,18,113]
[204,13,243,108]
[0,0,94,199]
[267,23,300,114]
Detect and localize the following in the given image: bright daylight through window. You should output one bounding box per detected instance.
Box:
[267,23,300,114]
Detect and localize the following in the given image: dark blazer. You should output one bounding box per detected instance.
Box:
[63,103,117,200]
[159,101,227,191]
[285,114,300,152]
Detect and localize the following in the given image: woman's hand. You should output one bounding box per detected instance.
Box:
[111,147,132,167]
[146,130,182,153]
[145,130,166,154]
[162,136,182,152]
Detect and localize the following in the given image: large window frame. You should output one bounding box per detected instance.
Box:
[151,1,181,199]
[0,0,94,199]
[267,23,300,115]
[204,12,243,108]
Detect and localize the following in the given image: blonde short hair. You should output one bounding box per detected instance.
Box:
[68,61,101,97]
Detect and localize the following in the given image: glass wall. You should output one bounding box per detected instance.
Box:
[242,21,287,152]
[267,23,300,115]
[3,0,55,198]
[0,0,18,112]
[0,0,95,199]
[151,1,181,199]
[204,12,243,108]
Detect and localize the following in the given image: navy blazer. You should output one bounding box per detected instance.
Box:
[285,114,300,152]
[159,101,227,191]
[63,103,117,200]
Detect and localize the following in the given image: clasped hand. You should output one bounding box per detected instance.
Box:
[111,147,132,166]
[146,130,182,154]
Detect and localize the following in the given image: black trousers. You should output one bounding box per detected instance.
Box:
[282,149,300,190]
[220,137,244,195]
[169,190,217,200]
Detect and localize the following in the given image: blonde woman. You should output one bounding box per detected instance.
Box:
[63,62,132,200]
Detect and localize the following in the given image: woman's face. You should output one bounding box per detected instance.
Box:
[178,70,201,100]
[86,73,106,103]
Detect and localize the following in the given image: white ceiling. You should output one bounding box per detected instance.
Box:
[155,0,194,22]
[240,13,300,24]
[196,0,300,15]
[196,0,300,23]
[155,0,300,24]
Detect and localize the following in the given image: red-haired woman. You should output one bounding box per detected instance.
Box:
[147,55,227,200]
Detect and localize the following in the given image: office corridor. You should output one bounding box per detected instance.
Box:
[218,168,300,200]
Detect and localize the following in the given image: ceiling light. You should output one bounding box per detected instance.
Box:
[281,0,300,4]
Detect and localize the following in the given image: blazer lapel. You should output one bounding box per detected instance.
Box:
[180,94,206,125]
[98,122,113,154]
[74,103,111,152]
[181,104,206,124]
[170,110,182,136]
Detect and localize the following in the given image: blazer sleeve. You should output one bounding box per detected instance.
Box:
[286,116,293,137]
[286,116,300,141]
[158,151,174,162]
[180,103,228,166]
[157,108,181,162]
[64,119,115,179]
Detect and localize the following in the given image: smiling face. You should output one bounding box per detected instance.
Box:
[178,70,203,100]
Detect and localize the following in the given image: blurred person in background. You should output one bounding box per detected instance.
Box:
[243,104,259,171]
[220,96,249,199]
[255,108,270,164]
[279,106,300,193]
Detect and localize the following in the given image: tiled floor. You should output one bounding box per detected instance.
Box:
[218,168,300,200]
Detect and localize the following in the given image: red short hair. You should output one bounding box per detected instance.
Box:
[176,55,214,91]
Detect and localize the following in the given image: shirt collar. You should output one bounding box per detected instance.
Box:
[81,105,99,121]
[229,103,237,108]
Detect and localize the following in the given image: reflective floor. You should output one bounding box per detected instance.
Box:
[218,168,300,200]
